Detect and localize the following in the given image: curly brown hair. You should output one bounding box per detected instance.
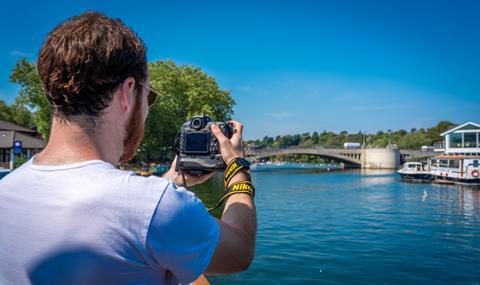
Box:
[38,12,147,118]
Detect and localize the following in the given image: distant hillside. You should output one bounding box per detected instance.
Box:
[246,121,456,149]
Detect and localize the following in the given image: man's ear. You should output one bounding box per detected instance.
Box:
[117,77,136,115]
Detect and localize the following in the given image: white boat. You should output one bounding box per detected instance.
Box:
[429,155,480,185]
[397,162,432,182]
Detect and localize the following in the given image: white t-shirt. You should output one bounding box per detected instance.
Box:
[0,157,219,285]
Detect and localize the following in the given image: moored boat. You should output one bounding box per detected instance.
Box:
[429,155,480,186]
[397,162,432,182]
[428,122,480,186]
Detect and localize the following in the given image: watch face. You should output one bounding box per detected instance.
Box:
[237,158,251,168]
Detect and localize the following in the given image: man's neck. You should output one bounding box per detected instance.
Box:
[34,117,122,167]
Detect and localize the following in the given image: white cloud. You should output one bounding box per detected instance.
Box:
[10,50,33,58]
[237,85,252,93]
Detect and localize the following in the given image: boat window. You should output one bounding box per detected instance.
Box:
[449,133,462,148]
[430,159,439,167]
[439,160,449,167]
[464,132,477,148]
[448,160,460,168]
[474,160,479,168]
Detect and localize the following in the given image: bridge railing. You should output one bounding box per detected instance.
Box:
[247,145,436,151]
[246,145,345,151]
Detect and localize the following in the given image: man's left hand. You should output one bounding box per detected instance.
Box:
[162,156,216,187]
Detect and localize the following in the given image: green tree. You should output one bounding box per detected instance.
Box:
[261,136,274,147]
[426,121,456,144]
[10,59,51,138]
[300,132,311,144]
[0,99,34,128]
[292,134,301,145]
[311,131,319,144]
[398,132,429,148]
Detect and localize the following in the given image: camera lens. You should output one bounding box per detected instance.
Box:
[191,117,203,129]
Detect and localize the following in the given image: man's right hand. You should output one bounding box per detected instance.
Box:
[210,120,245,165]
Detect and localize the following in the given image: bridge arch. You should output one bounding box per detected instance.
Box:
[246,147,435,169]
[246,147,362,167]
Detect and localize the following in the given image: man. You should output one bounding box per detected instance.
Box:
[0,12,256,285]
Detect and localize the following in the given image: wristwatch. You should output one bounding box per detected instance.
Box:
[230,157,251,170]
[224,157,252,187]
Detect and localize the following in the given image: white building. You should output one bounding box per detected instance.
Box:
[440,122,480,155]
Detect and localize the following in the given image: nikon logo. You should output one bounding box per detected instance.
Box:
[232,183,252,192]
[225,163,239,178]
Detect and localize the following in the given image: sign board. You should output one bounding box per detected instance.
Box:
[13,141,22,154]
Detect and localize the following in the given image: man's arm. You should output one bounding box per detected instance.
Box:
[205,121,257,274]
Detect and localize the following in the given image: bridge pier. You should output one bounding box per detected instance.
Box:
[362,148,401,169]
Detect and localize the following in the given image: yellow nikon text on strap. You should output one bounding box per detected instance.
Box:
[208,180,255,212]
[229,181,255,194]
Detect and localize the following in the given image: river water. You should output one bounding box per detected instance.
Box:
[197,168,480,285]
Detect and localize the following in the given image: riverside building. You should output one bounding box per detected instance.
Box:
[0,120,46,171]
[429,122,480,185]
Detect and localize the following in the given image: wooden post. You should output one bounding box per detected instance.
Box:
[9,148,14,170]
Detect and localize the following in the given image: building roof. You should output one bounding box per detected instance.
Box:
[0,130,46,149]
[0,119,36,133]
[440,122,480,136]
[0,131,14,148]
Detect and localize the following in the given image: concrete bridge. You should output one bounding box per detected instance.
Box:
[245,146,437,169]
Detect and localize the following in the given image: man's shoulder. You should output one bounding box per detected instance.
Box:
[105,169,207,217]
[117,169,169,189]
[102,167,175,200]
[107,168,199,205]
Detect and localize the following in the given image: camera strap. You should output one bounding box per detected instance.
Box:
[208,180,255,212]
[224,158,251,188]
[226,180,255,195]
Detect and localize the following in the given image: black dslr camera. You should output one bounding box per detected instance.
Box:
[175,115,233,174]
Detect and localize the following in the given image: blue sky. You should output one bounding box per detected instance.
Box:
[0,0,479,139]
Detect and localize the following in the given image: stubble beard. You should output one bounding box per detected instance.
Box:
[118,96,144,165]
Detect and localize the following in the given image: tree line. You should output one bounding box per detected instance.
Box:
[245,121,456,149]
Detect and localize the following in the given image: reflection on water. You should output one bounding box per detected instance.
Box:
[359,169,397,186]
[457,187,480,216]
[204,167,480,285]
